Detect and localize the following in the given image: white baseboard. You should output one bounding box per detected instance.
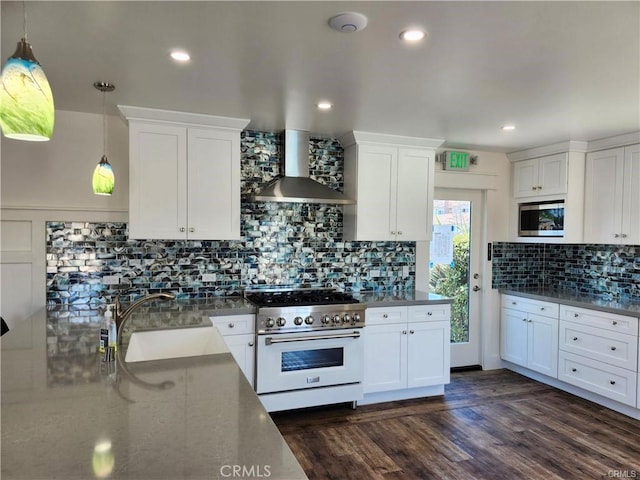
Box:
[358,384,445,406]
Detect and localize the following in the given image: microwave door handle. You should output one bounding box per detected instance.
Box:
[265,331,361,345]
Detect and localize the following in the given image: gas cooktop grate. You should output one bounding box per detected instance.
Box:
[246,289,359,308]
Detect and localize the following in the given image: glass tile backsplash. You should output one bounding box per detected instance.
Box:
[46,131,415,305]
[492,242,640,301]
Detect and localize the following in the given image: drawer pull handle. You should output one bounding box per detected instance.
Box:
[410,330,415,334]
[427,311,433,316]
[228,323,234,328]
[571,368,577,372]
[573,337,578,341]
[402,330,407,335]
[610,346,616,351]
[383,314,388,318]
[540,307,545,311]
[512,301,517,305]
[610,380,616,385]
[248,341,254,347]
[522,318,527,322]
[612,321,618,326]
[574,313,579,318]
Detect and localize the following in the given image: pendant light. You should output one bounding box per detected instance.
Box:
[0,1,54,141]
[92,82,115,196]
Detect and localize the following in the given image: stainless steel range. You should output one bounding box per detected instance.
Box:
[245,288,366,413]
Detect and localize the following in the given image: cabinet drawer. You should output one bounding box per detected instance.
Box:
[502,295,559,317]
[560,305,638,336]
[211,314,255,335]
[366,307,407,326]
[558,351,637,407]
[408,304,451,322]
[560,320,638,371]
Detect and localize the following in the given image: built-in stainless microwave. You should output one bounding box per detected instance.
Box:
[518,200,565,237]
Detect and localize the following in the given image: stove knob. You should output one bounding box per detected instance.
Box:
[294,316,303,326]
[304,315,315,325]
[276,317,286,327]
[332,314,342,324]
[353,313,361,324]
[343,314,352,324]
[321,315,331,325]
[265,317,276,328]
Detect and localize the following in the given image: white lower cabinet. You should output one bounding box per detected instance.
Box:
[501,294,640,416]
[558,305,638,407]
[362,304,450,403]
[211,314,255,388]
[500,295,559,378]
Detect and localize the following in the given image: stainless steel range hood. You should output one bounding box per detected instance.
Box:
[249,130,355,205]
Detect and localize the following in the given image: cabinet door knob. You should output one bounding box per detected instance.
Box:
[390,231,396,235]
[402,330,407,335]
[383,313,388,318]
[540,307,545,311]
[248,341,254,347]
[573,337,578,341]
[522,318,527,322]
[512,301,517,305]
[409,330,415,334]
[397,231,403,235]
[571,368,577,372]
[189,227,195,232]
[612,321,618,326]
[621,233,628,238]
[180,227,186,232]
[528,319,532,323]
[427,311,433,316]
[610,380,616,385]
[228,323,234,328]
[574,313,579,318]
[610,346,616,351]
[614,233,620,238]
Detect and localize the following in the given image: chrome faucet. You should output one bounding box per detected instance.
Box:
[113,293,176,346]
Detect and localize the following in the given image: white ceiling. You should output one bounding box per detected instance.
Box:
[2,1,639,152]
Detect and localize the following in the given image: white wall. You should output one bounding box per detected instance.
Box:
[1,109,129,212]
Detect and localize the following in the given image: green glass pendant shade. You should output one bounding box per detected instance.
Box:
[0,39,55,141]
[92,155,115,195]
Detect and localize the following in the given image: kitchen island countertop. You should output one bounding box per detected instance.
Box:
[1,306,306,480]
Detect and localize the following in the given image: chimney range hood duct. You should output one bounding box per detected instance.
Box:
[249,130,355,205]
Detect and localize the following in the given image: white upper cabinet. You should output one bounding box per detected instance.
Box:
[120,106,249,240]
[341,131,443,241]
[513,152,568,198]
[584,144,640,244]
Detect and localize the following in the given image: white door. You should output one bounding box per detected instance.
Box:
[431,189,483,368]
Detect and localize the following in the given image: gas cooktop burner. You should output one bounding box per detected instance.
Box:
[245,289,359,308]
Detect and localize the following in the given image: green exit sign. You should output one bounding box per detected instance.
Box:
[444,151,470,171]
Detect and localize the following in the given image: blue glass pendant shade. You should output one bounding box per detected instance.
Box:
[0,39,55,141]
[93,155,115,195]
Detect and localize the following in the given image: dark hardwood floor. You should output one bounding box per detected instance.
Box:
[271,369,640,480]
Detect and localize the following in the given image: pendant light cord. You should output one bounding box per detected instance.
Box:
[102,90,107,156]
[22,0,28,40]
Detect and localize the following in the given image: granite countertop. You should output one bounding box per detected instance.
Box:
[354,289,452,307]
[500,288,640,317]
[1,307,306,480]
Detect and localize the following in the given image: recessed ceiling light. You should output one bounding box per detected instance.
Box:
[170,50,191,62]
[317,101,333,110]
[400,29,426,42]
[502,125,516,131]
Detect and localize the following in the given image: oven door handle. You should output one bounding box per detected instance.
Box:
[264,331,361,345]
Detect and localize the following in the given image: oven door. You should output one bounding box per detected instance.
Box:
[255,329,363,394]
